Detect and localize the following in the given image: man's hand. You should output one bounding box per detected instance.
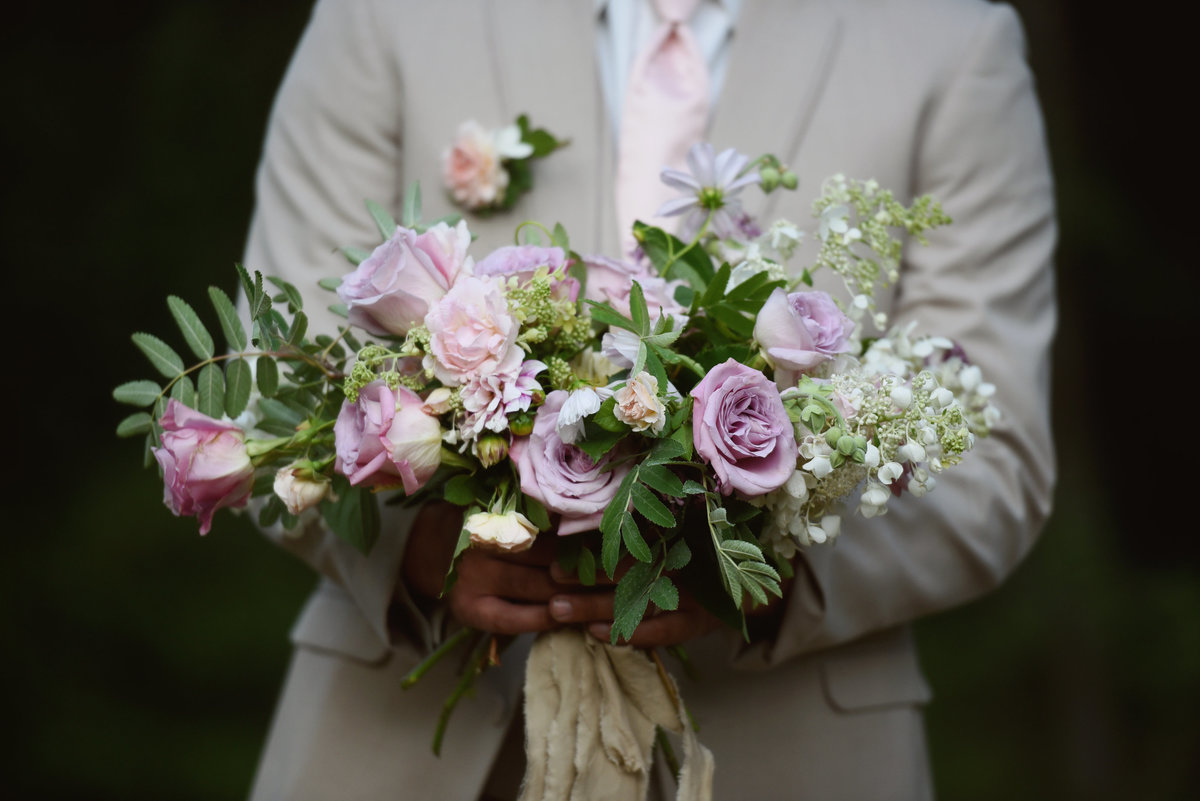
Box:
[401,502,567,635]
[545,556,793,648]
[542,559,720,648]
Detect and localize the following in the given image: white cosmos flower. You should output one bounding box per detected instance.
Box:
[600,327,641,368]
[656,143,761,240]
[556,386,610,444]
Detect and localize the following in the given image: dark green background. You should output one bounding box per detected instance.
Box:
[4,1,1195,799]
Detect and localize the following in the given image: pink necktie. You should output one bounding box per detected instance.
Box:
[615,0,710,258]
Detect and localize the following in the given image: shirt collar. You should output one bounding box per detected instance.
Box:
[595,0,741,19]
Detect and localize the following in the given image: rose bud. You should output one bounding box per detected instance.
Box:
[273,465,331,516]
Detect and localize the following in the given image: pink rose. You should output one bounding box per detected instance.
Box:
[510,390,631,535]
[754,288,856,388]
[337,221,472,337]
[424,275,523,386]
[690,359,797,496]
[152,399,254,535]
[334,381,442,494]
[582,254,688,320]
[442,121,508,210]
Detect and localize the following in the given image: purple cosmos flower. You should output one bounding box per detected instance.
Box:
[656,143,761,240]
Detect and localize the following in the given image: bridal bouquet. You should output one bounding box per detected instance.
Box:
[115,141,996,795]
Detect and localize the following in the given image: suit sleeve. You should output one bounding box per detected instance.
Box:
[241,0,440,655]
[736,3,1057,667]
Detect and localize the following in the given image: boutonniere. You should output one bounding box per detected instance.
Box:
[441,115,568,214]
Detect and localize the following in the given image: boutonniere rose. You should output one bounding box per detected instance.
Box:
[442,115,568,214]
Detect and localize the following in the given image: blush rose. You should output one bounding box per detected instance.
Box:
[152,399,255,535]
[336,221,472,337]
[334,381,442,494]
[424,275,523,386]
[442,121,509,210]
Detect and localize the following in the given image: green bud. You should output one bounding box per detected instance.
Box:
[780,171,799,190]
[825,426,843,448]
[837,435,857,456]
[510,413,535,437]
[759,166,781,192]
[476,433,509,469]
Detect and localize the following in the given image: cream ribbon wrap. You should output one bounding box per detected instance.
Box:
[518,629,713,801]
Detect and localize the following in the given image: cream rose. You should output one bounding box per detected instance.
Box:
[464,510,538,553]
[612,371,667,434]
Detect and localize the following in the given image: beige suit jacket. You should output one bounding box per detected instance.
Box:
[242,1,1057,799]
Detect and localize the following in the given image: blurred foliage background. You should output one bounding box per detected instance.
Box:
[3,1,1195,799]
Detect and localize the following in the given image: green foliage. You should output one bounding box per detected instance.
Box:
[131,332,184,379]
[365,198,397,240]
[401,181,421,229]
[256,356,279,397]
[267,276,303,314]
[116,412,153,438]
[440,506,479,598]
[224,358,252,418]
[208,285,246,351]
[320,476,381,555]
[195,363,225,418]
[168,295,214,360]
[170,375,195,407]
[113,380,163,407]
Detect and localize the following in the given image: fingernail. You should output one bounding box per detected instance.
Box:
[550,598,572,621]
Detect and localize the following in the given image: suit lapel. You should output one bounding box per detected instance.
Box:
[708,0,844,219]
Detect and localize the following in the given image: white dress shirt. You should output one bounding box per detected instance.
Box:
[595,0,741,142]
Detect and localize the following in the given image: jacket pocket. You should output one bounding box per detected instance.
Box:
[819,626,933,712]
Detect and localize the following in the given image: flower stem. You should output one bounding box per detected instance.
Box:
[401,626,474,690]
[431,632,492,756]
[656,211,713,279]
[514,220,555,246]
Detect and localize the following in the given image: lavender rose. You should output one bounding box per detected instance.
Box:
[510,390,631,535]
[152,399,254,535]
[754,288,856,388]
[337,221,472,337]
[475,244,578,301]
[334,381,442,494]
[690,359,797,496]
